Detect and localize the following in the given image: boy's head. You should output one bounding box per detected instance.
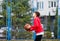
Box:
[33,12,40,18]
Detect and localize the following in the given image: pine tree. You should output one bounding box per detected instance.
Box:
[54,7,58,38]
[2,0,32,39]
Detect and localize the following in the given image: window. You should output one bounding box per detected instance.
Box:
[37,2,39,9]
[48,1,51,8]
[40,1,44,10]
[42,2,44,9]
[51,1,53,7]
[54,2,56,7]
[40,2,41,9]
[48,1,56,8]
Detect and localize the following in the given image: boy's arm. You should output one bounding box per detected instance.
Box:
[30,19,39,31]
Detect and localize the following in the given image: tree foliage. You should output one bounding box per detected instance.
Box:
[2,0,32,39]
[54,7,58,38]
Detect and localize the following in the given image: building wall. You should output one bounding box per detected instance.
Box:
[37,0,58,16]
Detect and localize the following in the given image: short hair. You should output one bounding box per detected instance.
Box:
[34,12,40,17]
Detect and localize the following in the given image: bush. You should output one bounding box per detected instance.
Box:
[44,31,51,39]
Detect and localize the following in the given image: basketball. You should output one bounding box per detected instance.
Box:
[24,24,31,31]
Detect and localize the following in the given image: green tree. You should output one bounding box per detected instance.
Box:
[12,0,31,27]
[54,7,58,38]
[47,13,51,31]
[2,0,6,26]
[2,0,32,39]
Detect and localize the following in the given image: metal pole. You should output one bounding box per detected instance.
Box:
[58,0,60,39]
[6,0,12,40]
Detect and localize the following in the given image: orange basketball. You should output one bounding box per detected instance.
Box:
[24,24,31,31]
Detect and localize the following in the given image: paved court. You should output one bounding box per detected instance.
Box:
[0,39,59,41]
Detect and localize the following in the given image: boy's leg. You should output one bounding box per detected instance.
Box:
[35,35,42,41]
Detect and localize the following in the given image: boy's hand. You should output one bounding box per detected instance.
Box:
[24,24,31,31]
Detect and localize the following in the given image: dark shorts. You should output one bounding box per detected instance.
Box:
[35,35,42,41]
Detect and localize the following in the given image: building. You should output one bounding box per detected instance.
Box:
[30,0,57,16]
[37,0,57,16]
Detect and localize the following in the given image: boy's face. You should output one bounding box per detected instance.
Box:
[33,13,36,18]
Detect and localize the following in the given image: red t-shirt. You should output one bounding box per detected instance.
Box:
[30,17,44,34]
